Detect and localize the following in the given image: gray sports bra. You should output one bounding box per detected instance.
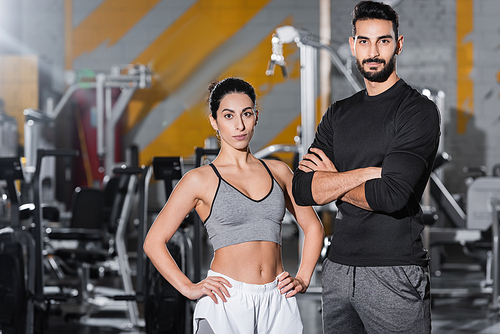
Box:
[203,160,286,251]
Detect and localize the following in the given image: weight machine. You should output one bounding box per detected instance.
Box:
[428,162,500,310]
[23,64,152,189]
[0,157,36,334]
[265,25,362,161]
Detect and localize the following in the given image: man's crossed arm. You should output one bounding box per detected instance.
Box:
[296,148,381,210]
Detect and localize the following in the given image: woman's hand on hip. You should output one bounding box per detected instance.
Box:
[277,271,307,297]
[188,276,232,303]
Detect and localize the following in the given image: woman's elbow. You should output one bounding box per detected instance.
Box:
[304,220,325,240]
[143,237,155,258]
[313,224,325,240]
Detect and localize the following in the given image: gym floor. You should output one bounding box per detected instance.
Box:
[43,224,500,334]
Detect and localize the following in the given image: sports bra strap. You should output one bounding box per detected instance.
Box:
[210,160,274,180]
[209,163,222,178]
[258,159,275,180]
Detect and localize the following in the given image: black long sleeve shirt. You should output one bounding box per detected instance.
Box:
[292,79,440,266]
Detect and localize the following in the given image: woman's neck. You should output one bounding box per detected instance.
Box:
[215,145,254,167]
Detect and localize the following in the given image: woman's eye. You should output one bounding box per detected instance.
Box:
[244,111,253,117]
[224,114,233,119]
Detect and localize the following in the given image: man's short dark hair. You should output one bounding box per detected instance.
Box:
[352,1,399,38]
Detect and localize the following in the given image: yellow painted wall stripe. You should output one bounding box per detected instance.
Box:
[0,55,39,146]
[456,0,474,134]
[139,100,214,166]
[139,17,299,166]
[497,70,500,98]
[72,0,162,60]
[127,0,272,133]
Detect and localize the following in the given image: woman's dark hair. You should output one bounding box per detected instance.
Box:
[208,77,257,119]
[352,1,399,39]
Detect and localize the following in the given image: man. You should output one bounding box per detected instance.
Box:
[292,1,440,333]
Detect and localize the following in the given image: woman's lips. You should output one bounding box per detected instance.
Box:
[233,134,247,140]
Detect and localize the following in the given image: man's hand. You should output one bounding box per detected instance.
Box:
[298,148,337,173]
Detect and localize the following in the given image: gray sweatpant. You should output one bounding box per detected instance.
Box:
[321,259,431,334]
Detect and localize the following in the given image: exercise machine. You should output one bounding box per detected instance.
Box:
[45,64,152,177]
[31,149,152,330]
[145,156,192,334]
[0,157,36,334]
[265,25,362,161]
[22,64,152,205]
[426,154,500,310]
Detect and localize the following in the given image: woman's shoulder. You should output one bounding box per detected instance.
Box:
[179,164,218,187]
[261,159,292,181]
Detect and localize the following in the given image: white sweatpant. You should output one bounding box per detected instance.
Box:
[193,270,303,334]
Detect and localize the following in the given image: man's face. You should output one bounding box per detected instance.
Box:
[349,19,403,83]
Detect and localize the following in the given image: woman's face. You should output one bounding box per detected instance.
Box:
[210,93,258,150]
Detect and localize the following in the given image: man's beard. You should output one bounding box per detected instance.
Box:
[356,51,397,83]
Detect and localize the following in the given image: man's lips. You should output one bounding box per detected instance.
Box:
[363,58,384,64]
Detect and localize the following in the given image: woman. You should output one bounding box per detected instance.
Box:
[144,77,324,334]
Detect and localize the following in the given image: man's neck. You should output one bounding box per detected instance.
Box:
[364,72,400,96]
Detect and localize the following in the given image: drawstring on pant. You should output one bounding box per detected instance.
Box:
[352,266,356,297]
[345,266,357,297]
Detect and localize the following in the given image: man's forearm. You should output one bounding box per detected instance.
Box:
[311,168,379,205]
[339,183,373,211]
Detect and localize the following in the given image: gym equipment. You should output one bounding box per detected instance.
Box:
[145,156,191,334]
[0,109,18,158]
[426,154,500,310]
[58,164,149,329]
[47,64,151,176]
[266,25,362,161]
[30,148,152,330]
[467,177,500,309]
[0,157,36,334]
[45,186,111,308]
[109,165,147,328]
[32,149,80,306]
[23,64,152,192]
[60,163,151,329]
[254,144,297,159]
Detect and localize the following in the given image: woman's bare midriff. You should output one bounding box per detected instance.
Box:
[210,241,284,284]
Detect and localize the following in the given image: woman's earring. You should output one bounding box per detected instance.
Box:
[215,130,220,140]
